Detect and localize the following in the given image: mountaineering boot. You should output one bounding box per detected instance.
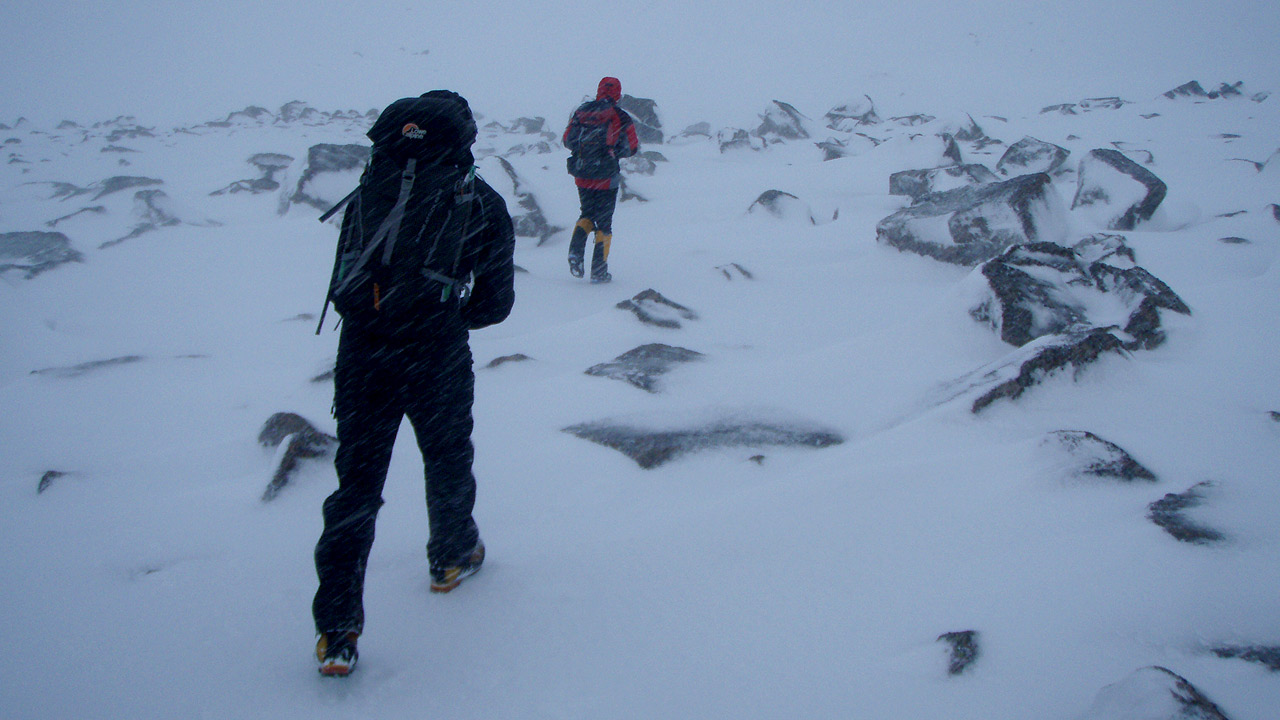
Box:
[430,541,486,593]
[316,631,359,676]
[568,218,593,278]
[590,232,612,284]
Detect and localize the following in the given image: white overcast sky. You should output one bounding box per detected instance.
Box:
[1,0,1277,127]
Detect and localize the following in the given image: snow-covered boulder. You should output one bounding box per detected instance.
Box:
[756,100,813,141]
[585,344,703,393]
[937,631,979,676]
[888,164,998,202]
[1081,667,1231,720]
[824,96,880,130]
[1040,430,1156,482]
[1162,80,1246,101]
[960,327,1128,413]
[211,152,294,196]
[876,173,1069,265]
[0,231,83,278]
[102,189,223,248]
[258,412,336,502]
[718,127,763,153]
[616,289,698,329]
[290,143,369,211]
[996,136,1069,176]
[1071,149,1167,230]
[562,411,844,468]
[968,241,1190,349]
[480,156,562,244]
[618,95,663,144]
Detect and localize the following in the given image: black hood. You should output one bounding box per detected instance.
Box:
[367,91,477,167]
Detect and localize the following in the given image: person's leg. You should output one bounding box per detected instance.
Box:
[586,187,618,281]
[567,193,593,277]
[403,342,481,575]
[313,333,404,636]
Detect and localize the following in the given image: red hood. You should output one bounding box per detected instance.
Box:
[596,77,622,102]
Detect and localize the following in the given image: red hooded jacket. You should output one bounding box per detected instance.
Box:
[563,77,641,190]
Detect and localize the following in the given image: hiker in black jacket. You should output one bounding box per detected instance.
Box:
[312,90,515,676]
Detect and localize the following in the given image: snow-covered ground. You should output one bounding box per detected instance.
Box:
[3,3,1279,718]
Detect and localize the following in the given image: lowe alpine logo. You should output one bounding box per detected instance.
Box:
[402,123,427,139]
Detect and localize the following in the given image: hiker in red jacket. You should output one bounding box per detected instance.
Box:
[562,77,640,283]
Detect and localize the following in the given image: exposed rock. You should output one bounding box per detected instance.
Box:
[716,262,754,280]
[0,231,84,278]
[563,413,844,469]
[1218,236,1250,244]
[618,95,663,144]
[1163,80,1246,101]
[1147,481,1225,544]
[506,117,546,134]
[492,156,562,243]
[969,242,1189,349]
[937,631,980,676]
[585,344,704,393]
[756,101,811,141]
[619,176,648,203]
[748,189,836,224]
[102,189,222,248]
[1272,204,1280,223]
[486,353,532,369]
[620,155,657,176]
[877,173,1068,266]
[37,470,67,494]
[1270,410,1280,422]
[1072,149,1167,230]
[47,206,107,228]
[258,412,337,502]
[617,289,698,328]
[888,164,998,202]
[1081,666,1230,720]
[958,327,1128,414]
[996,137,1069,176]
[669,122,712,145]
[290,143,370,211]
[1043,430,1157,481]
[891,114,935,126]
[941,115,1003,153]
[1212,645,1280,671]
[718,127,763,153]
[1110,141,1156,165]
[31,355,145,378]
[825,96,880,130]
[1072,233,1135,265]
[212,152,295,196]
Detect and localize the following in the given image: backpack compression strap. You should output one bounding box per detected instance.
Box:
[331,158,418,299]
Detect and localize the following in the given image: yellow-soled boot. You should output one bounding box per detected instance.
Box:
[590,232,612,284]
[568,218,593,278]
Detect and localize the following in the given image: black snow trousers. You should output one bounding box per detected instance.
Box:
[576,186,618,234]
[313,322,480,635]
[569,187,620,278]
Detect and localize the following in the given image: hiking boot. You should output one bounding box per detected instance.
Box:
[568,254,584,278]
[430,541,485,593]
[590,271,612,284]
[316,631,359,676]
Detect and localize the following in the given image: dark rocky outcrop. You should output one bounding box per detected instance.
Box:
[962,327,1128,414]
[0,231,83,278]
[1072,149,1167,230]
[970,242,1189,349]
[563,413,844,469]
[718,128,762,153]
[485,353,532,368]
[37,470,67,494]
[212,152,295,196]
[716,262,754,280]
[290,144,370,210]
[1212,645,1280,671]
[877,173,1067,266]
[1043,430,1157,481]
[1081,667,1230,720]
[888,164,998,202]
[756,101,811,141]
[996,137,1069,176]
[102,189,222,248]
[1162,80,1246,101]
[493,157,562,244]
[937,631,980,676]
[31,355,145,378]
[618,95,663,144]
[585,344,703,393]
[616,289,698,328]
[259,412,337,501]
[1147,481,1225,544]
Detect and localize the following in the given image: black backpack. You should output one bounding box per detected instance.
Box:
[565,101,622,180]
[316,94,483,335]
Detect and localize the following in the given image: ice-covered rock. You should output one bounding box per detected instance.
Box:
[1162,80,1246,101]
[718,127,763,153]
[996,136,1069,176]
[0,231,84,278]
[969,242,1189,349]
[747,190,837,225]
[290,143,369,211]
[888,164,998,202]
[483,156,562,244]
[563,411,844,468]
[756,100,812,141]
[1147,482,1225,544]
[937,631,980,676]
[1041,430,1156,481]
[211,152,295,196]
[585,344,704,393]
[877,173,1069,265]
[1072,149,1167,230]
[1081,667,1230,720]
[616,289,698,329]
[258,412,336,502]
[618,95,663,144]
[825,96,880,130]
